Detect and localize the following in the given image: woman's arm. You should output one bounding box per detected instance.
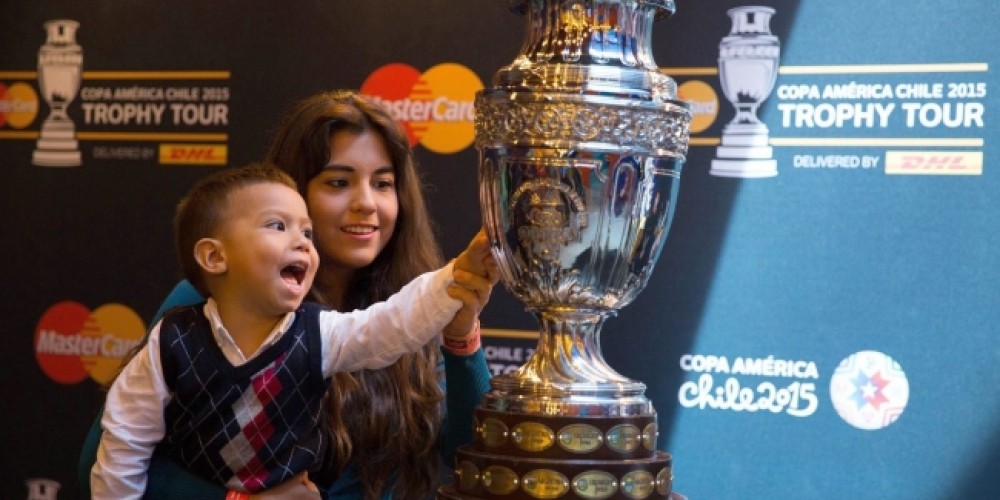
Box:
[438,347,492,466]
[436,232,498,465]
[150,280,204,326]
[144,452,228,498]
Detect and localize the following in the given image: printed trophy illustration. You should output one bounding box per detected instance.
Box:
[439,0,690,498]
[32,19,83,167]
[710,6,780,178]
[25,478,61,500]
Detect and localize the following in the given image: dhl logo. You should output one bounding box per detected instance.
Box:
[885,151,982,176]
[159,143,227,165]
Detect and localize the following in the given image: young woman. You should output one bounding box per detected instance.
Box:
[79,90,495,499]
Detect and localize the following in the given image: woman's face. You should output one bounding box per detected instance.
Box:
[305,129,399,277]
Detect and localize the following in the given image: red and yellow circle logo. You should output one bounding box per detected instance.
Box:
[360,62,483,154]
[0,82,40,129]
[677,79,719,134]
[35,301,146,385]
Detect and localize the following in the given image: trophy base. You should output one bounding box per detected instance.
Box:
[488,374,650,402]
[32,149,82,167]
[439,405,675,499]
[481,391,654,418]
[715,145,773,159]
[711,121,777,177]
[470,408,658,460]
[438,486,688,500]
[33,120,81,167]
[444,449,673,499]
[710,158,777,178]
[720,121,769,139]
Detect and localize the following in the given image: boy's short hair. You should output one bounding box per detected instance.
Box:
[174,162,298,296]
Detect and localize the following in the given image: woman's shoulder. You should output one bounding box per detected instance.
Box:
[151,280,205,326]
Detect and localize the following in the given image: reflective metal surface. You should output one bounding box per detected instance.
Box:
[477,0,691,407]
[443,2,690,497]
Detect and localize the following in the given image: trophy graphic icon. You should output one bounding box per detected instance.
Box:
[25,478,61,500]
[710,6,780,178]
[32,19,83,167]
[440,0,690,498]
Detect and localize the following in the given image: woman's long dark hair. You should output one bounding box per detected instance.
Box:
[267,90,446,499]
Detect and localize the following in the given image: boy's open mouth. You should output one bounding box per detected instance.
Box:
[280,263,307,286]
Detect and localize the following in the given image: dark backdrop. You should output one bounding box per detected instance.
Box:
[2,1,998,499]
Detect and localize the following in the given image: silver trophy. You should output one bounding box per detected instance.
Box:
[441,1,690,498]
[32,19,83,168]
[710,6,780,178]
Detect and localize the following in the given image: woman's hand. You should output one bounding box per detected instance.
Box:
[248,472,319,500]
[446,228,500,339]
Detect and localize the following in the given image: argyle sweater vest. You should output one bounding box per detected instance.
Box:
[157,302,331,492]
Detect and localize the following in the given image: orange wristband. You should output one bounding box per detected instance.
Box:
[442,320,481,355]
[226,491,250,500]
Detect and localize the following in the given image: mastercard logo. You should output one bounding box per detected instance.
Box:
[34,301,145,385]
[0,81,40,129]
[677,79,719,134]
[360,62,483,154]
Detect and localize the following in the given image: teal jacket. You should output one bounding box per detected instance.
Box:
[79,280,492,499]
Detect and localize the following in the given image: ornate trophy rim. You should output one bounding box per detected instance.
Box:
[475,91,691,157]
[507,0,678,19]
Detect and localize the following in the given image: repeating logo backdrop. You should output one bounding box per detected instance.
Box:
[34,301,144,386]
[1,1,997,499]
[360,62,482,154]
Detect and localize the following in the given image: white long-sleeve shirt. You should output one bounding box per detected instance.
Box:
[91,262,460,500]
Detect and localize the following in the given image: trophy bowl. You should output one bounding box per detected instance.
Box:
[478,130,684,403]
[475,0,690,413]
[717,6,779,127]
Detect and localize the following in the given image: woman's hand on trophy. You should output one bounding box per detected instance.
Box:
[445,228,499,340]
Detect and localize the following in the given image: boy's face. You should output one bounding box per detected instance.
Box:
[211,182,318,316]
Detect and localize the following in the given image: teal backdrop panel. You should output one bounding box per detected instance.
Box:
[613,1,999,499]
